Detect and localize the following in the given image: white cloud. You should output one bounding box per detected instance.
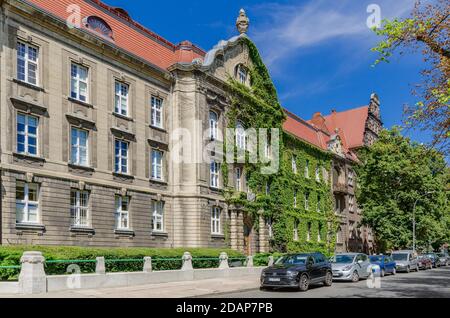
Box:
[249,0,417,68]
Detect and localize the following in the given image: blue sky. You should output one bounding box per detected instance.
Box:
[104,0,431,144]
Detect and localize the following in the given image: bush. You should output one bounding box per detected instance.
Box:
[253,252,284,266]
[0,246,244,281]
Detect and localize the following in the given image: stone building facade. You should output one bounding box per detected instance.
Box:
[0,0,380,254]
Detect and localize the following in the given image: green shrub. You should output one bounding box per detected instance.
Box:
[0,246,244,281]
[254,253,284,267]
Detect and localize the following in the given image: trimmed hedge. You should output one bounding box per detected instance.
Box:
[0,246,244,281]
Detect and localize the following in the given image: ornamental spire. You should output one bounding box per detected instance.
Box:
[236,8,250,34]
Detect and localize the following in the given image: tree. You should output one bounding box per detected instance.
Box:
[356,128,449,252]
[372,0,449,153]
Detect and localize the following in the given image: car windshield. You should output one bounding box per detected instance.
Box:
[392,253,408,261]
[370,256,383,262]
[275,255,308,265]
[331,255,355,264]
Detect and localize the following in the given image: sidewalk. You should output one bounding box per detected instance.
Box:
[4,276,260,298]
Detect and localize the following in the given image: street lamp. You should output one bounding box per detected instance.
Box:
[412,191,435,253]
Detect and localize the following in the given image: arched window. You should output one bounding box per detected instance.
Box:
[235,64,248,85]
[84,16,114,40]
[209,111,218,140]
[236,121,246,150]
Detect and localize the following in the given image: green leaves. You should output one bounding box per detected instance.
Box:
[356,129,449,252]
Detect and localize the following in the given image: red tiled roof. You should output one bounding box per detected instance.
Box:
[308,106,369,149]
[25,0,205,70]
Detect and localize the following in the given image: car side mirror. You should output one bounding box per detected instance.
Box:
[357,260,363,264]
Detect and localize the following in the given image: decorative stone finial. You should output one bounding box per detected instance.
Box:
[236,8,249,34]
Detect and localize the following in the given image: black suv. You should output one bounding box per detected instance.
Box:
[260,252,333,291]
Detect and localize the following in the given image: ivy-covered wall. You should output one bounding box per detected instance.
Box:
[223,37,337,256]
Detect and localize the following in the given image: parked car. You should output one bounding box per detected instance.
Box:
[425,253,441,268]
[369,255,396,276]
[331,253,372,282]
[260,253,332,292]
[391,250,419,273]
[418,255,433,270]
[436,253,449,266]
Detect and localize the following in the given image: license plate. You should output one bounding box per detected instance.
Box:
[268,278,281,282]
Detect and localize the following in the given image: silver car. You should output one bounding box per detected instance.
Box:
[391,250,419,273]
[331,253,372,282]
[437,253,449,266]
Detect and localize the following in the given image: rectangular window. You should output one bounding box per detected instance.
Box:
[292,155,297,174]
[209,111,218,140]
[265,141,271,159]
[70,127,88,166]
[315,166,321,182]
[307,222,311,241]
[235,167,242,191]
[151,149,163,181]
[305,192,310,210]
[235,122,246,150]
[16,181,39,224]
[115,196,129,230]
[152,201,164,232]
[151,96,163,128]
[293,190,297,208]
[305,160,310,178]
[17,42,39,85]
[210,161,220,188]
[211,206,221,235]
[70,190,89,227]
[114,81,129,116]
[293,220,299,241]
[114,139,129,174]
[267,218,273,238]
[349,195,355,212]
[70,63,88,102]
[17,113,38,156]
[348,170,354,186]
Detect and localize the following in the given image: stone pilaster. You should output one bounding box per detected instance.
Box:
[230,210,238,250]
[258,213,269,253]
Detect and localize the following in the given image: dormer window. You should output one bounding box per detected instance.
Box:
[84,16,114,40]
[235,64,248,85]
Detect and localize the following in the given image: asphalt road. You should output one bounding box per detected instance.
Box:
[205,266,450,298]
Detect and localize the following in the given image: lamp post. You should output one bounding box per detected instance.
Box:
[412,191,435,253]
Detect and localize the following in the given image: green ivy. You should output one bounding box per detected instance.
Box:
[223,37,338,255]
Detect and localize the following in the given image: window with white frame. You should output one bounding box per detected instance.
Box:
[235,121,246,150]
[16,181,39,224]
[292,155,297,174]
[265,140,271,159]
[17,42,39,85]
[210,161,220,188]
[293,220,299,241]
[307,222,311,241]
[70,63,89,102]
[70,190,89,227]
[305,160,310,178]
[235,167,242,191]
[211,206,221,235]
[315,166,321,182]
[151,96,163,128]
[115,196,129,230]
[70,127,88,166]
[305,192,310,210]
[209,111,218,140]
[236,64,248,84]
[267,218,273,238]
[348,169,354,186]
[151,149,163,181]
[114,139,129,174]
[114,81,129,116]
[17,113,38,156]
[152,200,164,232]
[293,190,297,208]
[349,195,355,212]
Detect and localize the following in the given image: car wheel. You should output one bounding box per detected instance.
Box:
[351,271,360,283]
[381,269,385,277]
[324,271,333,287]
[298,274,310,292]
[416,265,420,272]
[406,266,410,273]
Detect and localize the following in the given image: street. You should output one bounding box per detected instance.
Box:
[204,267,450,298]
